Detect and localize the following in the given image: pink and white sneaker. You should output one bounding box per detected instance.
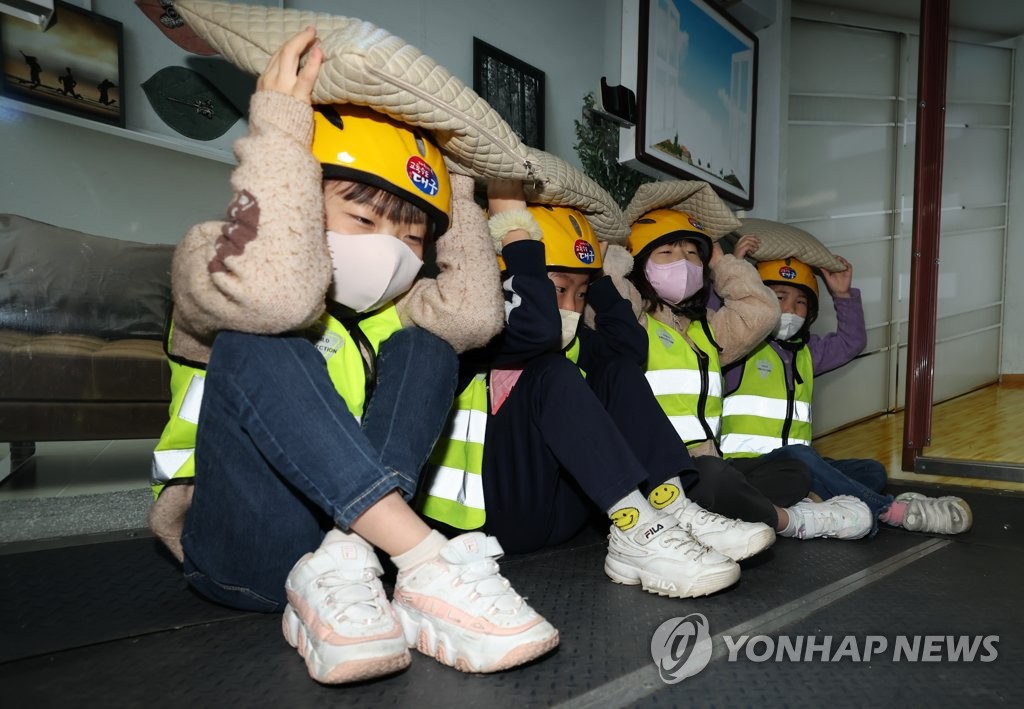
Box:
[283,530,410,684]
[391,532,559,673]
[896,492,973,534]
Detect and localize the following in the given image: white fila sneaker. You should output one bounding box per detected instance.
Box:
[672,499,776,561]
[604,515,740,598]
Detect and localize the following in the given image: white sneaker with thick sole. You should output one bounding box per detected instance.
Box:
[786,495,873,540]
[283,530,410,684]
[604,515,740,598]
[896,492,973,534]
[671,499,776,561]
[391,532,559,673]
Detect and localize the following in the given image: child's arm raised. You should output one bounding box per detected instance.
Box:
[707,235,781,366]
[172,29,330,342]
[396,173,506,353]
[810,256,867,374]
[577,244,648,370]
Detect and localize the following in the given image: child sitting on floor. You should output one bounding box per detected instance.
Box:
[149,28,558,685]
[618,185,874,541]
[720,240,972,536]
[419,183,777,600]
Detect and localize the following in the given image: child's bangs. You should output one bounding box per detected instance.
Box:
[340,182,430,231]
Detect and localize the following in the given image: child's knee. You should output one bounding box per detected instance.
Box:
[384,327,457,377]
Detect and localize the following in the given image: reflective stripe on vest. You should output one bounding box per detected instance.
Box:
[150,305,403,498]
[420,334,583,530]
[644,318,722,449]
[151,320,205,498]
[720,342,814,458]
[420,373,489,530]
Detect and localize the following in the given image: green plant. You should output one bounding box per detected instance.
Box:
[573,92,655,209]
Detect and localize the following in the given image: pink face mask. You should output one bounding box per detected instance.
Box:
[644,258,704,306]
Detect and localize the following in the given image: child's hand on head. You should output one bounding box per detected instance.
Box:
[487,180,535,249]
[487,179,527,215]
[256,26,323,105]
[733,234,761,261]
[822,256,853,297]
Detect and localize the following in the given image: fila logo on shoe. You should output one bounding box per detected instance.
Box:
[653,578,677,592]
[644,523,664,539]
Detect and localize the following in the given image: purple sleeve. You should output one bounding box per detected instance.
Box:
[808,288,867,375]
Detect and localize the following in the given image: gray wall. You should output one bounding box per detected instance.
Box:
[0,0,611,243]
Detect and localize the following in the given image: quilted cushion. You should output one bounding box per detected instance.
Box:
[174,0,628,243]
[738,218,846,272]
[623,181,741,240]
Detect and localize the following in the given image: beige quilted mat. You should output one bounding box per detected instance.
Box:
[739,218,846,272]
[623,181,740,241]
[174,0,627,243]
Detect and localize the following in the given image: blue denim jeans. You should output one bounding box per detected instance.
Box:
[761,444,893,535]
[180,327,457,612]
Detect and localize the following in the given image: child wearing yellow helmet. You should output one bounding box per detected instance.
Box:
[722,249,972,537]
[151,28,557,684]
[419,183,784,600]
[619,196,875,542]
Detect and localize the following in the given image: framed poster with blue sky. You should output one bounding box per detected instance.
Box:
[632,0,757,208]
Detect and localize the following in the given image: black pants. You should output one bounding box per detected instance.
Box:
[688,454,812,528]
[482,354,695,553]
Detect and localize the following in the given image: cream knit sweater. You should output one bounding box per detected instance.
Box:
[150,90,504,561]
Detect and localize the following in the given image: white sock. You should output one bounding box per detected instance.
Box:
[608,489,661,532]
[778,504,804,538]
[390,529,448,572]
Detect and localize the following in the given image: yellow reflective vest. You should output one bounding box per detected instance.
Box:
[720,342,814,458]
[644,317,723,449]
[150,305,403,498]
[420,337,584,529]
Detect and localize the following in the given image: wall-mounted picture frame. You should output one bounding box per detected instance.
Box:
[633,0,757,208]
[473,37,545,150]
[0,1,125,128]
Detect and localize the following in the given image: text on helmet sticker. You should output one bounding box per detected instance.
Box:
[407,156,440,197]
[687,216,706,232]
[574,239,596,264]
[778,265,797,280]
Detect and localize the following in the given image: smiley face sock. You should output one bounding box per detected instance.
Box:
[608,489,661,533]
[646,476,687,514]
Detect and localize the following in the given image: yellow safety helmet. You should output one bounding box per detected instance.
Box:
[533,205,603,271]
[312,104,452,236]
[757,257,820,299]
[627,209,712,261]
[496,205,603,272]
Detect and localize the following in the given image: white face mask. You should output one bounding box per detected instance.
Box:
[558,309,581,349]
[773,312,806,341]
[644,258,704,306]
[325,232,424,313]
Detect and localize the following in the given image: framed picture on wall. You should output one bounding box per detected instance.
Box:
[633,0,757,208]
[0,1,125,128]
[473,38,545,150]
